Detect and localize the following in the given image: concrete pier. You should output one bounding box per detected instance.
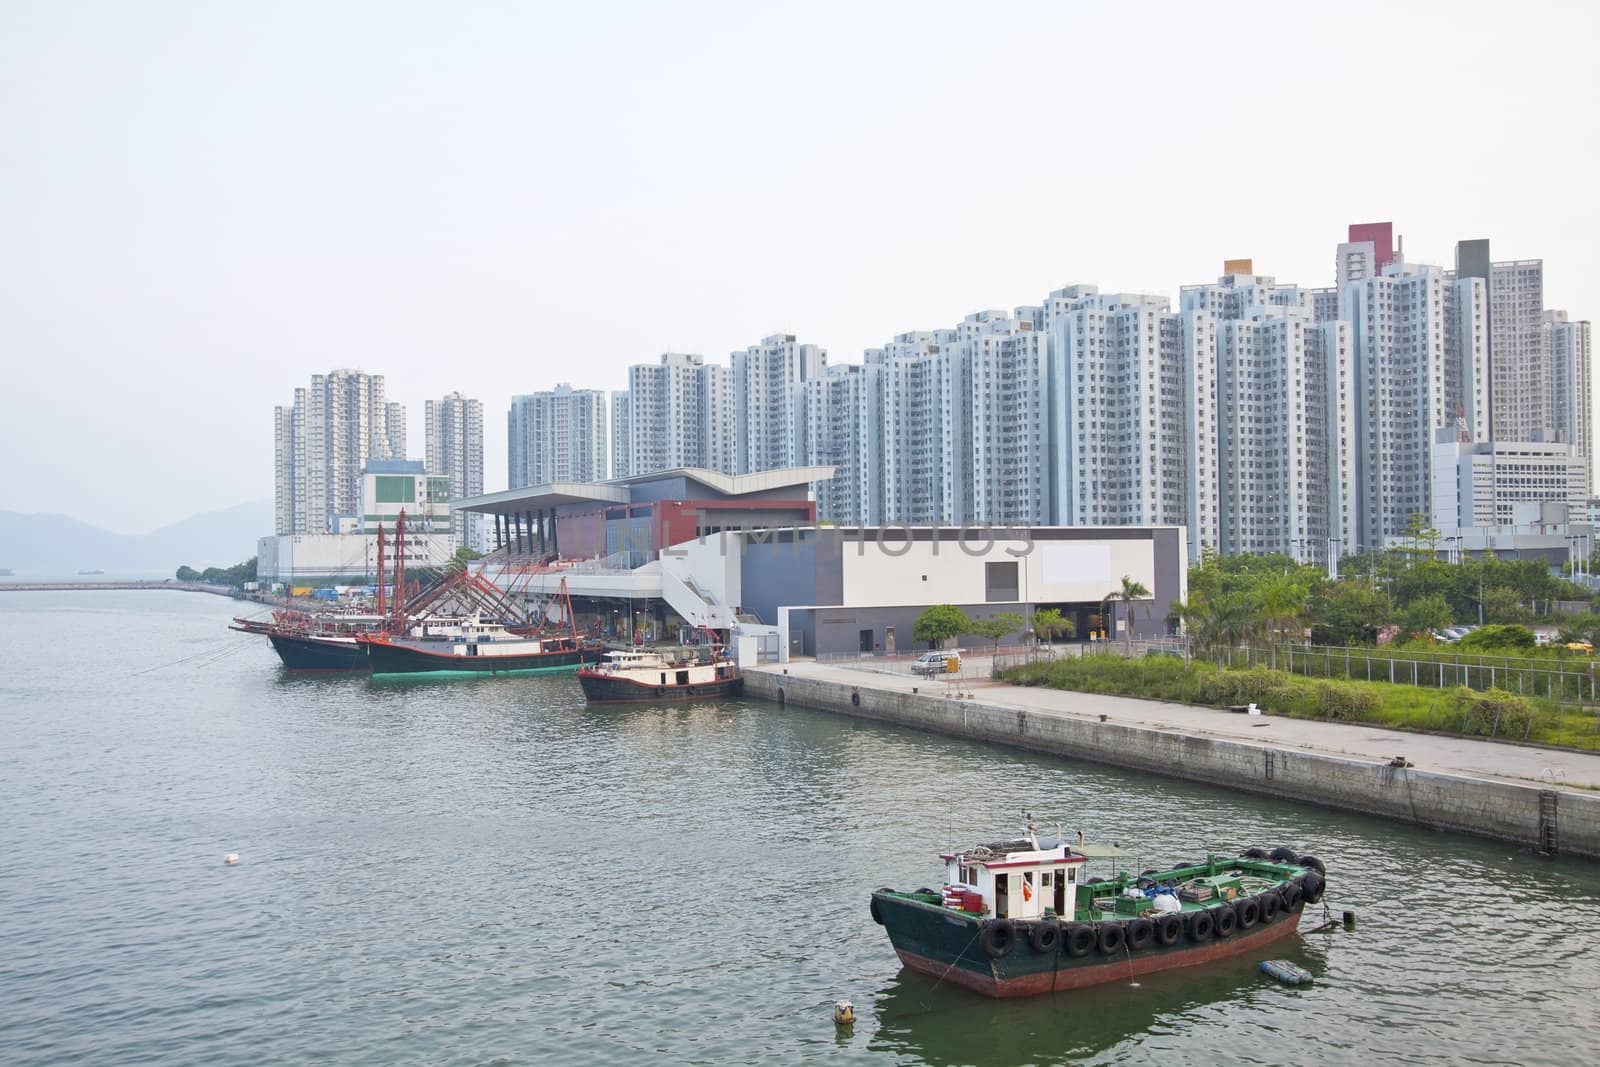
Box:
[748,659,1600,860]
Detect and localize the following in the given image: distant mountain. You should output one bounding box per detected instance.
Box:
[0,500,273,573]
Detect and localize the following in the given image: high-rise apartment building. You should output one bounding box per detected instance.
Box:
[610,392,632,479]
[273,369,405,535]
[875,331,959,524]
[1046,286,1188,529]
[732,334,825,475]
[791,362,882,524]
[1342,259,1487,549]
[508,385,608,489]
[616,353,731,477]
[1456,241,1547,443]
[1544,309,1594,492]
[1179,269,1340,560]
[425,391,485,548]
[966,309,1051,526]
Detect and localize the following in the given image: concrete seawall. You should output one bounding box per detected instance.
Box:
[747,666,1600,860]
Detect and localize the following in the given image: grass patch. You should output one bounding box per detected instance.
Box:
[1000,653,1600,751]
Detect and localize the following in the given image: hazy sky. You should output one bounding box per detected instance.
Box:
[3,1,1597,533]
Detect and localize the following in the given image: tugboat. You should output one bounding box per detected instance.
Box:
[870,823,1326,998]
[576,646,743,703]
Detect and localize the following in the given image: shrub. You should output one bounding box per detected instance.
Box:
[1448,686,1537,739]
[1311,681,1379,722]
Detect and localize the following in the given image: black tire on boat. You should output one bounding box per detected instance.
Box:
[1095,921,1125,955]
[1029,920,1061,955]
[1269,847,1299,863]
[1140,868,1160,876]
[1187,909,1216,943]
[1154,913,1182,946]
[1301,871,1325,904]
[980,919,1016,959]
[1236,897,1260,929]
[1242,847,1268,859]
[1065,923,1096,958]
[870,893,887,926]
[1298,854,1326,875]
[1126,917,1155,951]
[1213,904,1238,938]
[915,887,937,897]
[1259,891,1282,923]
[1087,876,1105,885]
[1281,881,1304,913]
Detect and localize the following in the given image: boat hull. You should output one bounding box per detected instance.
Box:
[363,640,603,676]
[268,632,369,671]
[875,894,1304,998]
[577,672,744,704]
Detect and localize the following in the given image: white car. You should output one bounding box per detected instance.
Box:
[912,650,962,675]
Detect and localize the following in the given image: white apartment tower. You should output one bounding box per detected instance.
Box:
[507,385,608,489]
[1544,310,1593,492]
[425,391,485,548]
[791,362,883,524]
[966,309,1051,525]
[732,334,825,475]
[610,392,632,479]
[273,369,405,536]
[1046,286,1188,529]
[1179,268,1355,563]
[876,331,960,524]
[620,353,732,476]
[1343,258,1487,549]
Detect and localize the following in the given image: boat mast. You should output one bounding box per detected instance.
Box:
[392,508,408,634]
[375,523,387,622]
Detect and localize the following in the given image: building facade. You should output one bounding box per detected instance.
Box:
[273,369,406,536]
[425,391,485,550]
[508,385,608,489]
[732,334,826,475]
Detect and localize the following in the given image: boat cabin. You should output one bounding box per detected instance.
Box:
[940,830,1088,921]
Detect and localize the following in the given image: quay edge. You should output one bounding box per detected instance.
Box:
[745,667,1600,860]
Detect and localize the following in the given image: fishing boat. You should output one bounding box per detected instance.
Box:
[359,614,603,676]
[263,610,385,671]
[576,646,743,703]
[229,616,274,635]
[869,824,1326,998]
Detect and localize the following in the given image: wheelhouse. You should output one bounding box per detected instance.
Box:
[940,829,1088,921]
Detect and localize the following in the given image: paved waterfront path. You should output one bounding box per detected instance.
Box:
[761,656,1600,794]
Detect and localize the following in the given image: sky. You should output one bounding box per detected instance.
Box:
[3,0,1598,534]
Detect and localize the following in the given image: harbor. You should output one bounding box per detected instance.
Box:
[749,656,1600,858]
[3,588,1598,1065]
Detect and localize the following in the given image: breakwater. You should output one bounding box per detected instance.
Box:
[748,665,1600,859]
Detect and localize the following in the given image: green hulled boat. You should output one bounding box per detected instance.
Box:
[870,825,1326,998]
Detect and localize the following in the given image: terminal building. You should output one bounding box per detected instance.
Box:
[454,467,1186,661]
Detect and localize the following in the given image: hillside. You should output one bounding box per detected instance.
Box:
[0,500,273,573]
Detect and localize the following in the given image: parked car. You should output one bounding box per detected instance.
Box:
[912,650,962,675]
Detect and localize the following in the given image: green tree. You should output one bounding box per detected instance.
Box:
[1398,592,1452,641]
[913,604,970,649]
[1114,575,1151,652]
[967,611,1026,656]
[175,565,200,581]
[1030,607,1074,647]
[1481,585,1530,624]
[1308,580,1393,645]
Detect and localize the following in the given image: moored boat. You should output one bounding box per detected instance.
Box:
[870,826,1326,998]
[358,615,604,676]
[577,647,743,703]
[261,610,384,671]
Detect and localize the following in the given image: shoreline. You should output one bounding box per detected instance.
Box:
[748,660,1600,860]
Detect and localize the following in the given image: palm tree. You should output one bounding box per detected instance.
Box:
[1256,574,1309,668]
[1115,575,1151,654]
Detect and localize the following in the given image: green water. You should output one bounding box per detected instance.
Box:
[2,591,1596,1065]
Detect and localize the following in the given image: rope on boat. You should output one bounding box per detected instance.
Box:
[130,634,259,676]
[926,927,985,997]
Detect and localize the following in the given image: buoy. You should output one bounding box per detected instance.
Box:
[1260,959,1313,985]
[1343,909,1357,930]
[224,853,240,866]
[833,1000,855,1027]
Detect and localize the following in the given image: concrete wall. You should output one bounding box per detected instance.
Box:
[747,669,1600,860]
